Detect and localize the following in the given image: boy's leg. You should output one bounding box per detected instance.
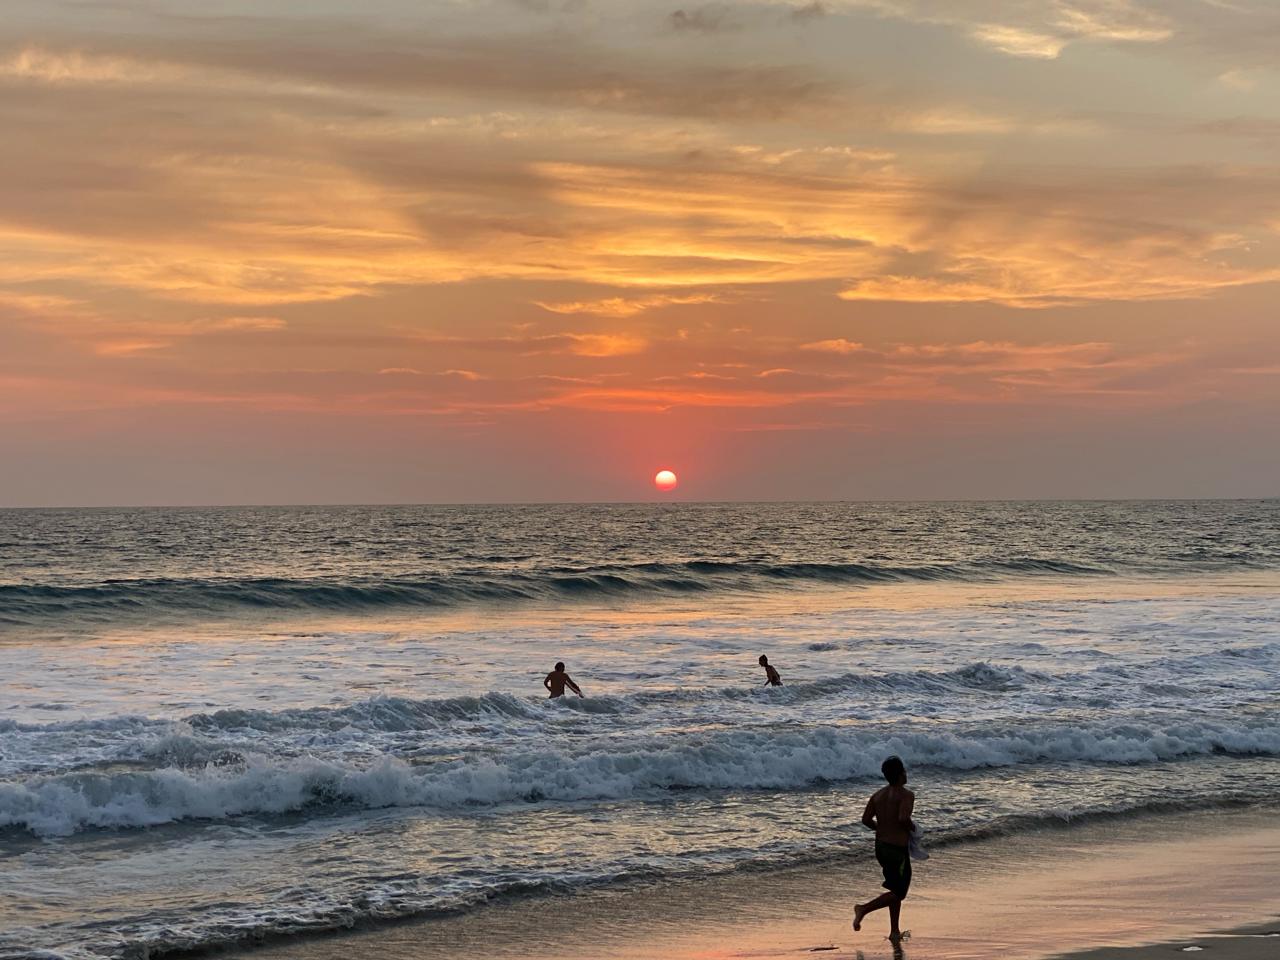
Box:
[852,891,897,930]
[888,897,902,939]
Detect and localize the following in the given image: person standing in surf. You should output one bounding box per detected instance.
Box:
[758,654,783,686]
[543,662,583,699]
[852,755,915,943]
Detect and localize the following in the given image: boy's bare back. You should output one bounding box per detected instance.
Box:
[865,784,915,847]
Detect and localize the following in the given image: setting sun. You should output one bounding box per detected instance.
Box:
[654,469,678,492]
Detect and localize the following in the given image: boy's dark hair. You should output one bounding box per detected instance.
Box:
[758,654,768,664]
[881,755,906,784]
[555,661,565,671]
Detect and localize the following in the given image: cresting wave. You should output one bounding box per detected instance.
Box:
[4,718,1278,837]
[0,557,1122,623]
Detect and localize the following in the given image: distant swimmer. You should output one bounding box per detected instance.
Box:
[543,661,583,699]
[758,654,782,687]
[852,755,916,943]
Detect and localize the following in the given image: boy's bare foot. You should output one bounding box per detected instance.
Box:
[852,904,867,931]
[888,931,905,943]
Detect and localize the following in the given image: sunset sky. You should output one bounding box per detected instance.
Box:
[2,0,1278,504]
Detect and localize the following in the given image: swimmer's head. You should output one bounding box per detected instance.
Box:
[758,655,768,666]
[881,755,907,785]
[555,661,565,672]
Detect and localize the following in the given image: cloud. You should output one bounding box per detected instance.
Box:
[891,105,1016,134]
[1218,68,1261,91]
[668,5,739,32]
[534,292,726,317]
[20,28,835,122]
[801,338,865,354]
[206,316,287,331]
[566,333,649,356]
[0,47,189,85]
[968,24,1065,59]
[831,0,1172,59]
[789,2,828,22]
[1049,1,1172,43]
[93,339,170,357]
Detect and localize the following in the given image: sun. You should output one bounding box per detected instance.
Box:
[653,469,678,492]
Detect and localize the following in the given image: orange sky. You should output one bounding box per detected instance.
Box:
[2,0,1278,504]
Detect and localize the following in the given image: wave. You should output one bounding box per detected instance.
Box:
[5,718,1277,837]
[0,663,1053,745]
[12,644,1272,746]
[0,557,1116,623]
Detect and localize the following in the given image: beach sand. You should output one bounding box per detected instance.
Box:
[233,807,1279,960]
[1060,923,1280,960]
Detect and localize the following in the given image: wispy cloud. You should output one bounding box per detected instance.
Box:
[801,339,865,354]
[534,292,727,317]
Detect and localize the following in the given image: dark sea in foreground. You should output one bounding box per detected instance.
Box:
[1,501,1278,957]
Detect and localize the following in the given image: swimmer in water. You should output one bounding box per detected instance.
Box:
[543,661,583,699]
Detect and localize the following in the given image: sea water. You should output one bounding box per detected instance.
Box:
[0,501,1278,957]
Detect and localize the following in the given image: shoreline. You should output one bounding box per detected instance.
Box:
[228,806,1280,960]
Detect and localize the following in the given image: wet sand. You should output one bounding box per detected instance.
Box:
[1058,922,1280,960]
[232,807,1280,960]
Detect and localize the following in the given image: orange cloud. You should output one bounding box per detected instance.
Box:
[801,339,865,354]
[534,292,727,317]
[566,334,649,357]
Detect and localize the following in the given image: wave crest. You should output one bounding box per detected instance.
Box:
[5,718,1277,837]
[0,557,1115,623]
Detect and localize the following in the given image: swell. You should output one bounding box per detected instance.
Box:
[0,557,1118,623]
[4,717,1278,837]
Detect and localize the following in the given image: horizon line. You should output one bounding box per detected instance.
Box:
[2,496,1277,511]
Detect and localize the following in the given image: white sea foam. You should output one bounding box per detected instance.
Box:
[4,718,1278,837]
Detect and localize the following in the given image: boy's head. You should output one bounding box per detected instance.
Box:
[881,755,907,785]
[758,655,769,666]
[554,661,565,672]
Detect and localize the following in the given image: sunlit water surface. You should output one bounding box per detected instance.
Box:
[1,501,1277,957]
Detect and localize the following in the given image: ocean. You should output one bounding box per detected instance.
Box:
[1,501,1278,958]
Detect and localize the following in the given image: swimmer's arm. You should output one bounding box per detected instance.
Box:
[542,673,553,692]
[566,675,583,697]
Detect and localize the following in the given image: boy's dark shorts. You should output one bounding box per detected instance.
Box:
[875,841,911,898]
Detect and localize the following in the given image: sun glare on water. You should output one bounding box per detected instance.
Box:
[654,469,678,492]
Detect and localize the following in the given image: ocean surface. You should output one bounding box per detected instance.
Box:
[1,501,1278,958]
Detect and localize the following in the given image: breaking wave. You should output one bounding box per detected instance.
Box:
[5,718,1277,837]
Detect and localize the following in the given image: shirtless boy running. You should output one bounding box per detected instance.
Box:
[852,755,915,942]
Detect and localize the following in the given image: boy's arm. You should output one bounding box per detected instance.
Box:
[567,676,583,697]
[899,789,916,831]
[861,796,877,830]
[542,673,552,691]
